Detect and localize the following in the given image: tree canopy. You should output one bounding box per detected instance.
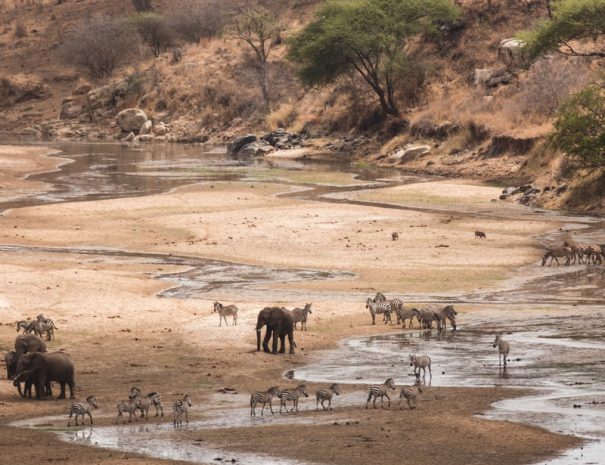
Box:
[520,0,605,60]
[287,0,459,117]
[551,86,605,168]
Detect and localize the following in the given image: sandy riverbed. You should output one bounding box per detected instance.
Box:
[0,144,579,465]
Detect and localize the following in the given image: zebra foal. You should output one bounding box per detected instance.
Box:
[213,301,238,326]
[316,383,341,411]
[116,399,138,424]
[250,386,280,416]
[366,377,396,409]
[366,298,392,325]
[279,384,308,413]
[409,354,432,379]
[493,334,510,367]
[173,394,192,426]
[399,377,423,410]
[67,396,98,426]
[292,303,312,331]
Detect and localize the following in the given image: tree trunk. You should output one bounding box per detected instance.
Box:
[259,62,271,113]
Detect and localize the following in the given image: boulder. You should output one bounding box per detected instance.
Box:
[124,131,135,142]
[499,194,509,200]
[498,38,528,70]
[60,101,84,120]
[227,134,257,155]
[390,144,431,163]
[116,108,148,133]
[87,78,129,110]
[134,134,154,143]
[474,68,512,88]
[518,184,533,193]
[239,140,274,156]
[55,127,78,140]
[139,120,153,135]
[0,74,48,107]
[502,187,519,196]
[261,128,303,149]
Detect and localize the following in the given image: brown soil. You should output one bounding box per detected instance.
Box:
[0,145,579,465]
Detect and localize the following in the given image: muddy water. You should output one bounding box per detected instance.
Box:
[2,143,605,465]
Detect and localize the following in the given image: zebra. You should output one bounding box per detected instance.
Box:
[418,307,439,329]
[316,383,340,411]
[399,376,423,409]
[386,297,405,324]
[366,377,396,409]
[395,306,420,329]
[409,354,432,379]
[115,399,138,424]
[292,303,312,331]
[541,247,572,266]
[587,245,603,265]
[250,386,280,416]
[67,396,98,427]
[129,387,164,420]
[373,292,386,303]
[493,334,510,367]
[433,305,457,331]
[16,320,36,334]
[366,298,392,325]
[564,242,587,265]
[173,394,192,426]
[35,314,58,341]
[213,301,238,326]
[279,384,309,413]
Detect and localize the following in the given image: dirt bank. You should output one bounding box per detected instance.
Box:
[0,145,579,465]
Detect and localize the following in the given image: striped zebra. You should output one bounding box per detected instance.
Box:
[409,354,432,379]
[386,297,405,324]
[129,387,164,420]
[173,394,192,426]
[366,377,396,409]
[493,334,510,367]
[541,247,572,266]
[35,314,58,341]
[250,386,280,416]
[16,320,36,334]
[115,399,138,424]
[418,307,439,329]
[292,303,312,331]
[279,384,309,413]
[433,305,457,331]
[213,301,238,326]
[316,383,340,411]
[587,245,603,265]
[399,377,423,410]
[67,396,98,426]
[366,298,392,325]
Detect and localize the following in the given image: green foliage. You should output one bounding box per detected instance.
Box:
[551,86,605,167]
[520,0,605,60]
[287,0,459,116]
[130,12,175,57]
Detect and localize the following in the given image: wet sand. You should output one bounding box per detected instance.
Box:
[0,144,594,465]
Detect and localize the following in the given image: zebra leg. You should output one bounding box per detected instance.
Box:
[316,398,319,411]
[385,393,391,408]
[428,365,432,379]
[371,312,375,325]
[269,399,274,414]
[329,399,332,411]
[67,411,73,427]
[365,392,372,409]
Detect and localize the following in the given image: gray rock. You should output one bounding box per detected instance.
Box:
[139,120,153,135]
[134,134,154,143]
[391,144,431,162]
[116,108,148,133]
[518,184,533,193]
[154,122,168,136]
[502,187,519,196]
[87,78,129,110]
[499,194,509,200]
[60,101,84,120]
[498,38,527,69]
[239,140,274,156]
[474,67,512,88]
[19,127,42,138]
[124,131,135,142]
[227,134,257,155]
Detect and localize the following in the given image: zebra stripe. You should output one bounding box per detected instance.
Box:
[173,394,192,426]
[399,377,423,410]
[366,378,396,409]
[315,383,340,411]
[279,384,308,414]
[213,301,238,326]
[292,303,312,331]
[116,399,138,424]
[366,298,393,325]
[67,396,98,427]
[250,386,280,416]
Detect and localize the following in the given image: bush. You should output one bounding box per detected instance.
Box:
[130,12,174,57]
[59,17,137,78]
[168,0,228,43]
[551,85,605,167]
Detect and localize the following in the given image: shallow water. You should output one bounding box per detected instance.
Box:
[2,142,605,465]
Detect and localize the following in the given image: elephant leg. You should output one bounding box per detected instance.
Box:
[68,381,75,399]
[279,334,286,353]
[271,331,279,354]
[58,382,66,399]
[263,330,272,353]
[288,331,295,354]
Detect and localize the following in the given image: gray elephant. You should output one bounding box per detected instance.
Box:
[256,306,295,354]
[13,351,75,400]
[5,350,17,379]
[9,335,48,398]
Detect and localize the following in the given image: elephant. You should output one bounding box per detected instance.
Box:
[13,351,75,400]
[256,306,295,354]
[5,350,17,379]
[9,335,47,398]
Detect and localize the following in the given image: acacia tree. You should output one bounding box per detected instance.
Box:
[551,86,605,168]
[229,6,281,113]
[287,0,459,117]
[521,0,605,60]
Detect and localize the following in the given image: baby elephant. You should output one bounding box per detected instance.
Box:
[392,232,399,241]
[475,231,486,239]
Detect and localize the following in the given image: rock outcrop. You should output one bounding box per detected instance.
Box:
[0,74,49,107]
[116,108,148,133]
[473,67,512,88]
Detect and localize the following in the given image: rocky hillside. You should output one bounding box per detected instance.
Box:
[0,0,602,212]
